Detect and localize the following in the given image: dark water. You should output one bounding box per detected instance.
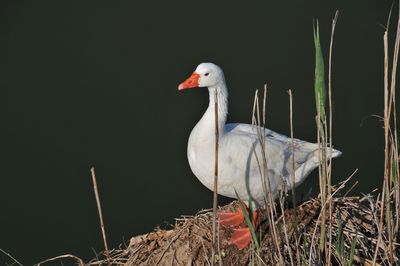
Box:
[0,0,396,264]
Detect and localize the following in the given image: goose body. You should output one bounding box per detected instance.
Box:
[179,63,341,208]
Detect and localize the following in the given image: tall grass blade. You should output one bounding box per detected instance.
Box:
[348,233,357,266]
[327,11,339,266]
[313,20,326,122]
[234,189,260,249]
[335,216,344,262]
[313,19,328,255]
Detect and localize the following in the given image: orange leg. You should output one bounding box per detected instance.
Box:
[218,209,245,227]
[218,208,258,249]
[229,227,252,250]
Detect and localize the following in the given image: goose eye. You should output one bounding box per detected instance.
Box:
[204,73,209,76]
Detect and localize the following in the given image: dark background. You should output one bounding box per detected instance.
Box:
[0,0,395,264]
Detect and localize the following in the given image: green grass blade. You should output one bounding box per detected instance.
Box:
[313,20,326,121]
[248,198,254,223]
[313,18,328,254]
[348,233,357,266]
[234,189,260,249]
[302,235,309,266]
[335,216,344,262]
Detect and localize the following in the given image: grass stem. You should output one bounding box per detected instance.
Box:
[211,89,220,265]
[90,167,111,266]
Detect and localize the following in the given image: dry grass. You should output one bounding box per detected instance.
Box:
[81,183,398,265]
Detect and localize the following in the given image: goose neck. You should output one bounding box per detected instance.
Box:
[207,85,228,134]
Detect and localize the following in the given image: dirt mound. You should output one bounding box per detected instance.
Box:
[84,193,395,265]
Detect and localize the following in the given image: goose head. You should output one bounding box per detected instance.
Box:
[178,63,225,90]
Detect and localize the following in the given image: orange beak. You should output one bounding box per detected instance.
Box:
[178,72,200,90]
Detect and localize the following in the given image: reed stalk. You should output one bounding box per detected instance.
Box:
[372,5,400,264]
[288,89,302,265]
[90,167,111,266]
[211,89,220,266]
[327,11,339,266]
[251,86,285,264]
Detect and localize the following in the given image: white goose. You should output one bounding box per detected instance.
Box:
[178,63,341,249]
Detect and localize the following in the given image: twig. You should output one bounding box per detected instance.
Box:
[90,167,111,266]
[0,248,23,266]
[34,254,84,266]
[343,181,359,198]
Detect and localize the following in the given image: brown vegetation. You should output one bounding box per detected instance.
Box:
[84,187,397,265]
